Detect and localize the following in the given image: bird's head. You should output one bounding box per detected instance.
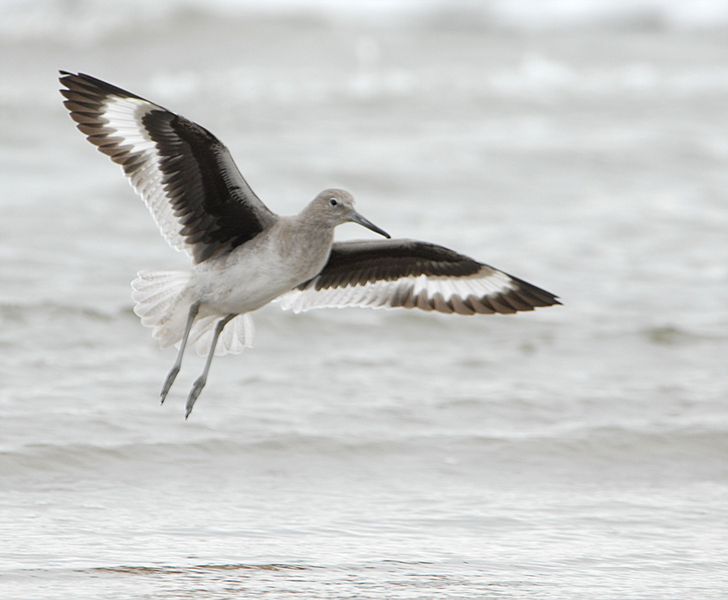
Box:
[310,188,390,238]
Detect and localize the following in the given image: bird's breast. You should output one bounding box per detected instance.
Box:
[193,226,333,314]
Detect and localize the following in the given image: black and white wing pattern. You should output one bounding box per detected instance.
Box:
[59,71,277,264]
[280,239,561,315]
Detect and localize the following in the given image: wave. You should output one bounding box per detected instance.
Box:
[3,424,726,480]
[2,0,727,45]
[0,300,124,323]
[2,299,722,347]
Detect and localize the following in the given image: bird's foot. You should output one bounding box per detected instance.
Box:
[185,376,207,419]
[160,365,180,404]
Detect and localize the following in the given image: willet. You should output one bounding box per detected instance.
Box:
[60,71,561,418]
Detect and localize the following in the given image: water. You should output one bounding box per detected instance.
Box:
[1,1,727,598]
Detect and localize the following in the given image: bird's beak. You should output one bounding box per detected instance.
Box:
[349,211,391,239]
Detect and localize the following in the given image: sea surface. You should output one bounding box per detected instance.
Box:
[1,1,727,598]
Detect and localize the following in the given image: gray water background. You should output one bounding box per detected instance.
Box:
[1,1,727,598]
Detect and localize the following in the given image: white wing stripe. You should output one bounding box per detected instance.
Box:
[95,96,192,255]
[278,268,519,315]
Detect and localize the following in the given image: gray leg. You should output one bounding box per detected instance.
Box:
[160,302,200,404]
[185,314,236,419]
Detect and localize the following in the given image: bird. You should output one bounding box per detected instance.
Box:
[59,71,561,418]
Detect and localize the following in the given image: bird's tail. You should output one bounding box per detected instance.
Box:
[131,270,194,348]
[131,270,255,356]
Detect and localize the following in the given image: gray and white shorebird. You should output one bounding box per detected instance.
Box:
[60,71,561,418]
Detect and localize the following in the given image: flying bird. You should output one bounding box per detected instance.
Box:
[59,71,561,418]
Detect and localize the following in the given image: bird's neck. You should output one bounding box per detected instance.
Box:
[276,215,335,271]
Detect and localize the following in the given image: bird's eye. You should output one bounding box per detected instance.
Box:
[329,198,338,206]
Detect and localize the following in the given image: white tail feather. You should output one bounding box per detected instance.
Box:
[131,270,254,356]
[132,270,192,348]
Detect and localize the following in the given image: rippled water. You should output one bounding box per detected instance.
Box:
[1,1,727,598]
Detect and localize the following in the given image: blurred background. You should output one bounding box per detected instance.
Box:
[1,1,727,598]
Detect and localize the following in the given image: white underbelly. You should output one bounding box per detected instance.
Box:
[192,239,328,315]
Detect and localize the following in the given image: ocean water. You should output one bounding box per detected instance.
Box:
[1,1,727,598]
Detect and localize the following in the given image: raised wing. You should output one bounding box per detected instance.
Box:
[279,239,561,314]
[59,71,277,263]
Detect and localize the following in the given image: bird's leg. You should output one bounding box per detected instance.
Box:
[185,313,236,419]
[160,302,200,404]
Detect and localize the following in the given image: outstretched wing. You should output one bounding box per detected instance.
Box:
[59,71,277,264]
[279,239,561,315]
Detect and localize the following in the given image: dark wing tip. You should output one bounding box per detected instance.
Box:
[508,275,562,308]
[60,71,154,110]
